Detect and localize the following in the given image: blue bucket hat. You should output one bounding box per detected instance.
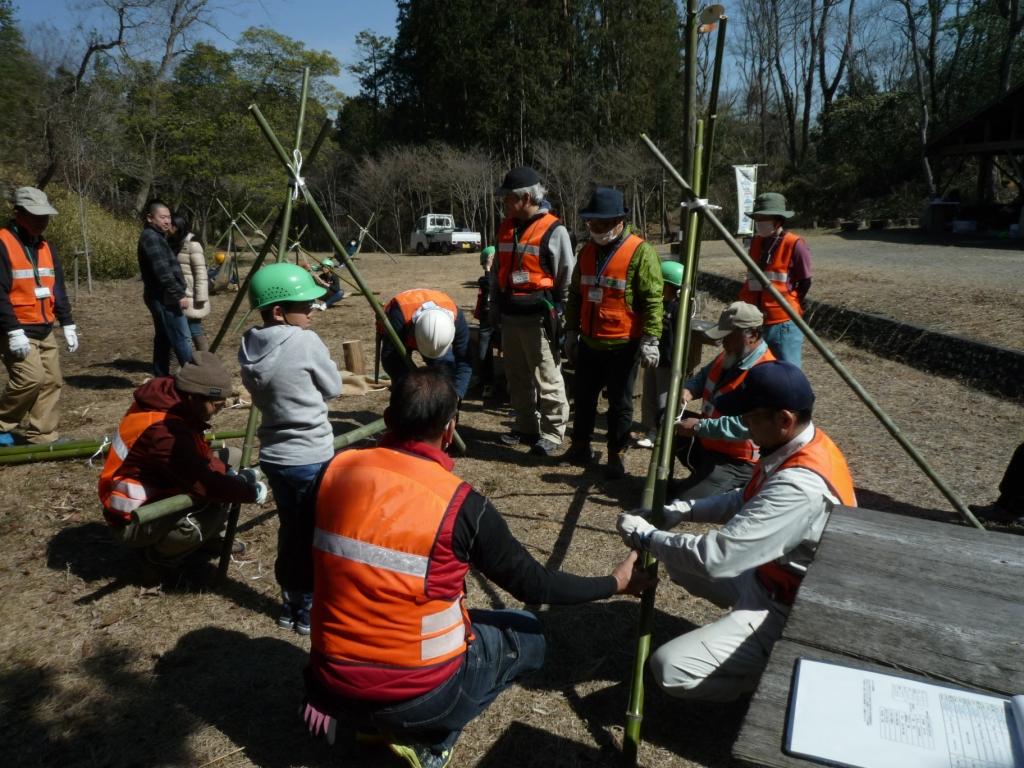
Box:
[579,187,629,220]
[716,360,815,416]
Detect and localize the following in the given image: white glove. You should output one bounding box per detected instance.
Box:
[616,512,657,551]
[6,329,30,360]
[661,499,694,528]
[639,335,660,368]
[63,324,79,353]
[564,330,578,364]
[239,467,269,504]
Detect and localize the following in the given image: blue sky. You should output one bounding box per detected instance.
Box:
[12,0,399,96]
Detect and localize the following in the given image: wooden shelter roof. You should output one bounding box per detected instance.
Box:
[926,80,1024,157]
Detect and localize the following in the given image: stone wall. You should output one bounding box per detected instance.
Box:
[696,273,1024,400]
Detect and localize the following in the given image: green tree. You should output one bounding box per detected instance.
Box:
[0,0,45,175]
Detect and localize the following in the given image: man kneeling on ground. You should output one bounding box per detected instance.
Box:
[98,351,267,567]
[617,361,855,702]
[303,367,650,768]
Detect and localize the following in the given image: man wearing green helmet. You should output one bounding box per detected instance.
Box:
[310,258,345,309]
[637,260,683,448]
[239,262,343,634]
[472,245,497,397]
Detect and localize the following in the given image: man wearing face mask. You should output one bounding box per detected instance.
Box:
[738,192,812,368]
[489,166,574,457]
[563,187,663,479]
[674,302,775,499]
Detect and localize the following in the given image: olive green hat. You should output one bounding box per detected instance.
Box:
[661,260,684,287]
[248,263,326,310]
[745,191,794,220]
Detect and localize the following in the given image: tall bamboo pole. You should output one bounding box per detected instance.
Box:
[216,403,259,581]
[275,67,311,265]
[701,15,728,198]
[680,0,699,243]
[640,133,983,529]
[623,121,706,765]
[248,104,468,454]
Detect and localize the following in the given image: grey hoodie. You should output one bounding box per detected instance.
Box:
[238,324,343,466]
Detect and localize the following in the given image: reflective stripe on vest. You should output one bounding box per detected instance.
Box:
[738,231,803,324]
[744,428,856,604]
[496,213,561,295]
[1,227,56,326]
[385,289,458,350]
[578,234,644,340]
[312,446,471,670]
[698,346,776,462]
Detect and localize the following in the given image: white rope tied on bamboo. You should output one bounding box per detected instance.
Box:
[87,436,111,466]
[681,197,722,212]
[290,149,306,200]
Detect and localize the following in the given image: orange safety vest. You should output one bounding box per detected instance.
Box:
[578,233,644,341]
[743,428,856,605]
[738,231,804,325]
[97,408,204,523]
[1,227,56,326]
[698,345,776,462]
[311,446,473,675]
[383,289,458,350]
[496,212,561,301]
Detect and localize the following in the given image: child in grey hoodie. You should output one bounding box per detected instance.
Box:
[238,263,342,634]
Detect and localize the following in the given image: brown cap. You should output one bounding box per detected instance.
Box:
[174,351,232,398]
[704,301,764,340]
[13,187,58,216]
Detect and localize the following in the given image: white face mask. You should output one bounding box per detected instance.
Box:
[588,222,623,245]
[755,220,776,237]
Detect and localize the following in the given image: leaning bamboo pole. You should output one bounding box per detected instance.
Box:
[640,132,983,531]
[0,429,249,465]
[623,121,707,765]
[248,103,468,454]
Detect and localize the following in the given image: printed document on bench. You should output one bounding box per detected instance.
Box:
[785,658,1024,768]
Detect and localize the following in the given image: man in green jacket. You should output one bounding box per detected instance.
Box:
[563,187,663,479]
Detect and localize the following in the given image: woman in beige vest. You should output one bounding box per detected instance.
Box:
[169,214,211,352]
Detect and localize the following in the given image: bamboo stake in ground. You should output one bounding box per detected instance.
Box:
[640,133,983,530]
[623,120,707,766]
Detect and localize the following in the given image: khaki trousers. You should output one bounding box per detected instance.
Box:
[500,313,569,444]
[0,331,63,443]
[113,503,229,566]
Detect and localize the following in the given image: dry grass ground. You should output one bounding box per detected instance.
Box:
[0,236,1021,768]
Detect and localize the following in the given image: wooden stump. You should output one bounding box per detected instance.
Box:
[342,340,365,375]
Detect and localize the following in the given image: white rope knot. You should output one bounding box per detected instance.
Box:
[87,435,111,467]
[682,198,722,212]
[290,149,306,200]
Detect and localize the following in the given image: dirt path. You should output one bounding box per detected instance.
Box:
[0,249,1021,768]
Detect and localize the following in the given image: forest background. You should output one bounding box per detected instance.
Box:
[1,0,1022,277]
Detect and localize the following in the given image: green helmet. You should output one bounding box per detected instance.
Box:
[248,263,326,310]
[661,260,684,287]
[480,245,496,266]
[321,258,335,268]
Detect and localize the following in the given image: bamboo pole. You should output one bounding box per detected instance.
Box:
[640,131,984,530]
[217,403,260,582]
[274,67,311,266]
[623,121,706,765]
[248,104,467,454]
[0,429,250,464]
[700,14,728,198]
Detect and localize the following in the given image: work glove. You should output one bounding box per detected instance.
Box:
[639,335,660,368]
[63,324,79,353]
[629,502,692,531]
[616,512,657,551]
[239,467,269,504]
[6,329,30,360]
[564,330,578,365]
[301,699,337,745]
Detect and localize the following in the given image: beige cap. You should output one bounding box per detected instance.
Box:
[704,301,764,340]
[13,187,58,216]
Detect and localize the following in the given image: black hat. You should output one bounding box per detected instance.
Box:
[579,187,629,220]
[497,166,541,194]
[716,360,815,416]
[174,351,232,398]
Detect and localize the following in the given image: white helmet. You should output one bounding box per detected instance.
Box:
[413,305,456,359]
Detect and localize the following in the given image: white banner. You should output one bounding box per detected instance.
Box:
[733,165,758,235]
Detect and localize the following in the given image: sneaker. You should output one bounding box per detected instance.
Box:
[561,443,597,466]
[278,602,295,631]
[388,741,453,768]
[500,430,538,447]
[481,384,495,399]
[295,593,313,636]
[312,301,327,311]
[635,436,654,449]
[969,502,1024,526]
[529,437,559,457]
[605,451,627,480]
[0,432,14,447]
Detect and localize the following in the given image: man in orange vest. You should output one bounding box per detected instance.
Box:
[304,368,648,768]
[0,187,78,446]
[737,192,812,368]
[674,301,775,498]
[98,351,267,568]
[379,288,472,399]
[563,187,663,479]
[617,361,855,702]
[489,166,573,456]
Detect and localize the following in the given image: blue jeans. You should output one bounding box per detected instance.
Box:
[762,320,804,369]
[146,298,193,377]
[373,609,546,753]
[261,460,327,594]
[324,289,345,307]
